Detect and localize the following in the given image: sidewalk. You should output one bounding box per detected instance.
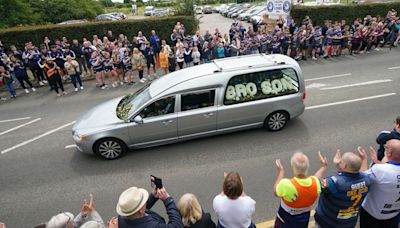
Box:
[257,211,316,228]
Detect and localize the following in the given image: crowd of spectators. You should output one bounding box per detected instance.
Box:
[0,116,399,228]
[1,10,399,101]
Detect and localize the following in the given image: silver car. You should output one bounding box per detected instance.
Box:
[72,54,305,159]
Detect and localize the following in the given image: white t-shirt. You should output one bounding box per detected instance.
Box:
[362,162,400,220]
[213,194,256,228]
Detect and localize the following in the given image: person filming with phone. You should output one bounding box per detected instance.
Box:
[116,175,184,228]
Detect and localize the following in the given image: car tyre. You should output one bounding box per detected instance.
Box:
[94,138,127,160]
[264,111,289,131]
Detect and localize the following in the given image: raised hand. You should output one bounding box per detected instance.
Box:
[369,146,379,163]
[333,150,342,166]
[275,159,284,173]
[357,146,367,161]
[318,151,328,168]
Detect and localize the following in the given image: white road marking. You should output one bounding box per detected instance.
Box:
[306,93,396,110]
[388,66,400,70]
[0,118,41,136]
[306,83,327,89]
[305,73,352,82]
[1,121,76,155]
[65,144,77,149]
[0,117,31,123]
[321,79,392,90]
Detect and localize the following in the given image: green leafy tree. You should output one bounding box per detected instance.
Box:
[0,0,39,28]
[175,0,194,16]
[29,0,104,24]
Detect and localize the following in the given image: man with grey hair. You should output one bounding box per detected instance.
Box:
[360,139,400,228]
[314,149,371,228]
[273,151,328,228]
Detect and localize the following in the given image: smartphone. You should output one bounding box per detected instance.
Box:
[150,175,163,189]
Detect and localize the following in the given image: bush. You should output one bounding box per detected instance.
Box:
[0,16,197,49]
[290,2,400,26]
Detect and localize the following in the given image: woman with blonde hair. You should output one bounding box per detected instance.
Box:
[159,46,169,75]
[178,193,216,228]
[132,47,146,83]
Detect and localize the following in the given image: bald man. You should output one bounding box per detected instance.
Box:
[273,152,328,228]
[314,151,371,228]
[360,139,400,228]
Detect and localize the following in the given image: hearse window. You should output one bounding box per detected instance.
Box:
[181,90,215,111]
[139,96,175,118]
[224,68,299,105]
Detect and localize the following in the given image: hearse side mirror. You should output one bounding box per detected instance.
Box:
[133,115,143,124]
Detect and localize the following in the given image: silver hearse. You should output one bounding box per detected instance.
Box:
[72,54,306,159]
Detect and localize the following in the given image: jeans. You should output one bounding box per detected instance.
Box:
[71,73,82,88]
[5,82,16,97]
[138,70,144,79]
[10,72,20,86]
[16,75,34,89]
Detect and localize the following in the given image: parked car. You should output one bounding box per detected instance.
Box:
[72,54,306,160]
[238,6,263,21]
[95,13,126,21]
[220,5,237,16]
[231,8,248,18]
[245,7,267,22]
[144,6,155,16]
[203,5,213,14]
[227,7,243,18]
[58,19,88,25]
[195,6,203,14]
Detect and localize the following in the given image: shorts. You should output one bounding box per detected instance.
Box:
[312,44,322,49]
[86,59,92,68]
[332,40,341,46]
[146,59,155,69]
[124,65,132,72]
[104,67,113,73]
[93,67,104,74]
[301,44,308,50]
[115,63,124,69]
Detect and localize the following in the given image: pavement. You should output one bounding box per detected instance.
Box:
[1,14,400,227]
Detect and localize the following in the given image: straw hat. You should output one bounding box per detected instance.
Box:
[116,187,149,217]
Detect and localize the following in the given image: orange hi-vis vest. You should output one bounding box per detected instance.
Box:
[44,63,56,78]
[281,176,319,215]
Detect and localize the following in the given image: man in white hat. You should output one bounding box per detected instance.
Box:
[116,186,183,228]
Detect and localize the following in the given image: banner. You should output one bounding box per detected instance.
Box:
[266,0,292,19]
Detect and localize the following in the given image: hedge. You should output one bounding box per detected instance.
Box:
[0,16,197,49]
[290,2,400,26]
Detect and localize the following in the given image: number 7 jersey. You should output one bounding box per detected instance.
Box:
[315,172,371,228]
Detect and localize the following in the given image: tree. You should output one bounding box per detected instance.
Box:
[0,0,39,28]
[175,0,194,16]
[29,0,104,24]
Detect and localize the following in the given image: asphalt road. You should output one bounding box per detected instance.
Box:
[1,15,400,227]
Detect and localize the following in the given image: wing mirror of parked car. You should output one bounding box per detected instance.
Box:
[133,115,143,124]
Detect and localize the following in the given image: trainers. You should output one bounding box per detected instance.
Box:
[63,91,68,95]
[312,57,317,60]
[112,83,117,88]
[140,79,145,83]
[143,78,147,81]
[57,93,62,97]
[101,86,105,90]
[25,89,30,94]
[39,81,44,86]
[43,80,48,84]
[74,88,78,92]
[120,81,124,86]
[1,97,7,101]
[80,86,84,90]
[31,87,36,92]
[104,84,108,88]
